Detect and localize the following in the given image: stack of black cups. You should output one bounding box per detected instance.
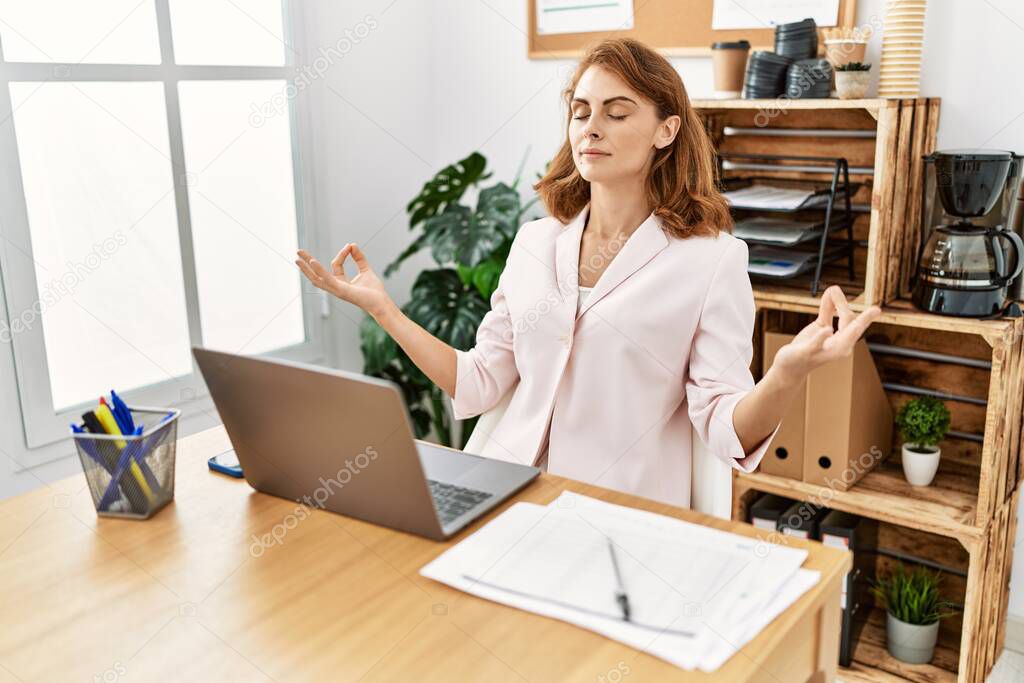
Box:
[786,59,832,98]
[774,18,818,60]
[742,51,794,98]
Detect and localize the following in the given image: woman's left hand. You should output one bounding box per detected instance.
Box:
[772,285,881,382]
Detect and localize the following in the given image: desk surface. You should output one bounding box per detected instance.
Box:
[0,427,849,682]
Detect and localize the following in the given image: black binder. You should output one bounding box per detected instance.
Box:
[777,500,830,539]
[819,510,878,667]
[748,493,795,531]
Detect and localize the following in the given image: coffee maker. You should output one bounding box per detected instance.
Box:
[912,149,1024,317]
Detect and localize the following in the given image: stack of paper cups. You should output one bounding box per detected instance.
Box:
[879,0,926,97]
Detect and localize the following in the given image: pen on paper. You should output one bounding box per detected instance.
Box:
[606,536,631,622]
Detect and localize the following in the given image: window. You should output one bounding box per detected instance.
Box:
[0,0,323,448]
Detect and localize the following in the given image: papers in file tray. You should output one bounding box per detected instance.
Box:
[419,491,819,673]
[747,246,818,278]
[734,216,823,245]
[724,184,828,211]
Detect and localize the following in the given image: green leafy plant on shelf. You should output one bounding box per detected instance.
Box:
[359,151,539,448]
[870,562,958,664]
[870,563,957,626]
[834,61,872,71]
[895,396,951,453]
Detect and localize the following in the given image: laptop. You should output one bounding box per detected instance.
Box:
[192,347,540,540]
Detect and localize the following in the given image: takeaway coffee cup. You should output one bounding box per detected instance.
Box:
[711,40,750,98]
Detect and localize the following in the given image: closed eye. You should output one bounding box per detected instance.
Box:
[572,113,627,121]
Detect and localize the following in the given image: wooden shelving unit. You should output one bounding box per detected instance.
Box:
[735,296,1024,682]
[695,97,941,308]
[749,300,1023,529]
[715,96,1020,682]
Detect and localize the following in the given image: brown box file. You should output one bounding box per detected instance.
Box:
[802,338,892,490]
[760,332,806,479]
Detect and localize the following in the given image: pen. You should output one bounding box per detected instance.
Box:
[606,537,631,622]
[110,390,135,433]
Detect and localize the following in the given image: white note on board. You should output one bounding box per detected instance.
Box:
[537,0,634,35]
[712,0,840,30]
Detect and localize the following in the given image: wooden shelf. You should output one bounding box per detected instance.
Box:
[735,459,981,542]
[754,295,1021,344]
[734,486,1020,682]
[698,97,941,306]
[751,297,1024,533]
[692,98,886,116]
[839,607,959,682]
[753,277,865,308]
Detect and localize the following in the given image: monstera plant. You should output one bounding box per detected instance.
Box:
[360,151,538,448]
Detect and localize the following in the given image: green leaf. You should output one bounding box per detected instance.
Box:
[870,562,957,625]
[383,232,430,278]
[470,258,503,299]
[424,204,507,269]
[476,182,521,241]
[455,262,475,286]
[403,269,489,351]
[895,396,951,447]
[405,152,490,229]
[407,406,432,439]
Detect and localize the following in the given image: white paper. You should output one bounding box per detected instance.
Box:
[537,0,634,35]
[420,492,819,672]
[733,216,822,245]
[723,185,822,211]
[712,0,840,30]
[747,246,816,277]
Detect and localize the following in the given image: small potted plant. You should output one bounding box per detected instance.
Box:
[835,62,871,99]
[871,563,957,665]
[895,396,951,487]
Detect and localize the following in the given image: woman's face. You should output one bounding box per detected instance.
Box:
[569,65,680,184]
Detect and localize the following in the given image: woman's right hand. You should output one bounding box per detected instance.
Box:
[295,243,394,320]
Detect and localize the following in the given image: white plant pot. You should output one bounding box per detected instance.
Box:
[886,612,939,664]
[836,70,871,99]
[901,442,940,486]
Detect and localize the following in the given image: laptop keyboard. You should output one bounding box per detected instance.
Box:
[428,479,493,526]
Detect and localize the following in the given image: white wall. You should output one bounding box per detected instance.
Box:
[3,0,1024,621]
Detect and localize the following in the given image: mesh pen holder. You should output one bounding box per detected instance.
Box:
[72,407,180,519]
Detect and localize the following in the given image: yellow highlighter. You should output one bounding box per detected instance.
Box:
[94,403,127,448]
[95,403,156,504]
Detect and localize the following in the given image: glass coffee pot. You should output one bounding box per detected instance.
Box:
[914,223,1023,316]
[913,150,1024,317]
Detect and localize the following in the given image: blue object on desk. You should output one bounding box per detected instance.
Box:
[208,450,244,478]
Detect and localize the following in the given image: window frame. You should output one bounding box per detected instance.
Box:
[0,0,326,453]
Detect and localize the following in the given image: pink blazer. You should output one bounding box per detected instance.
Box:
[452,201,781,508]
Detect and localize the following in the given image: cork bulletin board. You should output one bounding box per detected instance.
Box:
[527,0,858,59]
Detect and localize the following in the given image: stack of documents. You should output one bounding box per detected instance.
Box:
[733,216,823,245]
[420,492,819,673]
[723,184,826,211]
[747,246,817,277]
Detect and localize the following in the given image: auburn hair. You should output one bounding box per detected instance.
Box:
[533,38,732,239]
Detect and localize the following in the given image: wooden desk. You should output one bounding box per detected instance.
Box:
[0,427,850,682]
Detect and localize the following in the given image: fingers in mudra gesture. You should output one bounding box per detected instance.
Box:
[773,285,882,380]
[295,243,391,318]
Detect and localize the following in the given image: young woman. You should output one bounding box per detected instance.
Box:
[296,38,880,509]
